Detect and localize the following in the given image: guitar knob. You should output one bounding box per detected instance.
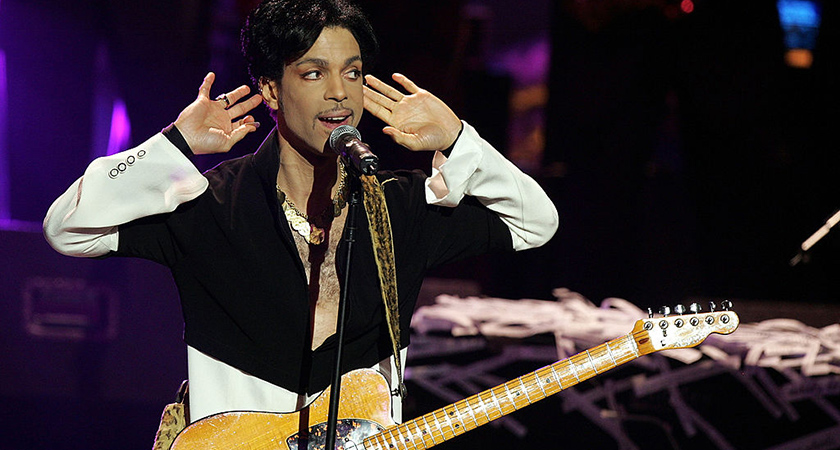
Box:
[721,300,733,311]
[674,304,686,315]
[689,303,702,314]
[659,306,671,317]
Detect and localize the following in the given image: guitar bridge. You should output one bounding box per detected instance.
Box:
[287,418,385,450]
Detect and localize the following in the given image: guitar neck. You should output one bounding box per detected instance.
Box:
[169,308,735,450]
[363,332,643,450]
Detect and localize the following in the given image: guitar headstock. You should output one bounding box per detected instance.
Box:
[632,300,739,355]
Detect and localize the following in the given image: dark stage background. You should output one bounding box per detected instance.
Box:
[0,0,837,449]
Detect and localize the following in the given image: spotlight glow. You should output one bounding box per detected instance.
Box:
[107,99,131,156]
[0,50,9,221]
[777,0,822,68]
[777,0,822,50]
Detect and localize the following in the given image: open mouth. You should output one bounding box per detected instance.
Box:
[318,112,352,128]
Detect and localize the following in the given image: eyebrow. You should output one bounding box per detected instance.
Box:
[295,55,362,68]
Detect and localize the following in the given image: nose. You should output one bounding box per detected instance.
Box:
[325,75,348,103]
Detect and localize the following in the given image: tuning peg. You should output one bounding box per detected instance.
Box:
[674,304,686,315]
[647,307,654,318]
[721,300,733,311]
[689,303,702,314]
[709,301,717,312]
[659,306,671,317]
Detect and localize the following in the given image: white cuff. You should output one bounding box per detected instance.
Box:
[44,133,208,257]
[423,122,558,250]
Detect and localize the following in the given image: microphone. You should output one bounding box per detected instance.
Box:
[329,125,379,175]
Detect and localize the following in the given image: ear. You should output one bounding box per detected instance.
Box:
[259,77,281,111]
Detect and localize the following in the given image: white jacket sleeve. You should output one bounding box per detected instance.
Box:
[43,133,209,257]
[425,121,559,251]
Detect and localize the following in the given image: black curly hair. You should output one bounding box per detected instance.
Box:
[241,0,379,89]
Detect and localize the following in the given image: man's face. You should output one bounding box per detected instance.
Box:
[264,26,364,157]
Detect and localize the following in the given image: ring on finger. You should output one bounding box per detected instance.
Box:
[215,93,231,109]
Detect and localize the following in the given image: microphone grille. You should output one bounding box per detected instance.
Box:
[329,125,362,150]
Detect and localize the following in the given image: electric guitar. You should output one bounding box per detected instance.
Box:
[171,304,739,450]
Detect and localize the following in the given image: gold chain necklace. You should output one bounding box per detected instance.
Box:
[276,164,349,245]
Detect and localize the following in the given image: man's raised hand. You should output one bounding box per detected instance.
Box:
[174,72,263,155]
[363,73,461,152]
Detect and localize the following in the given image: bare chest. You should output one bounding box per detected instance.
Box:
[289,212,348,350]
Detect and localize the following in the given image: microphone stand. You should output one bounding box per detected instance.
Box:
[325,165,361,450]
[790,209,840,266]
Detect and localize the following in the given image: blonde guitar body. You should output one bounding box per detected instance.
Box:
[172,307,740,450]
[171,369,395,450]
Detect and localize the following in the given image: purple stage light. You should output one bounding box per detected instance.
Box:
[0,49,9,221]
[107,99,130,156]
[91,42,131,158]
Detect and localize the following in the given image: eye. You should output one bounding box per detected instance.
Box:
[346,69,362,81]
[302,70,322,80]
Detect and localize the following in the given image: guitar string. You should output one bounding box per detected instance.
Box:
[362,321,729,449]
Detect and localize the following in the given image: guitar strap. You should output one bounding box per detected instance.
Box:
[360,174,406,398]
[152,379,189,450]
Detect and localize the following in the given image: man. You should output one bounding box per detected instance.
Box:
[44,0,557,428]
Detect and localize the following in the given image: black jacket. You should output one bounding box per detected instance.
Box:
[113,131,512,394]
